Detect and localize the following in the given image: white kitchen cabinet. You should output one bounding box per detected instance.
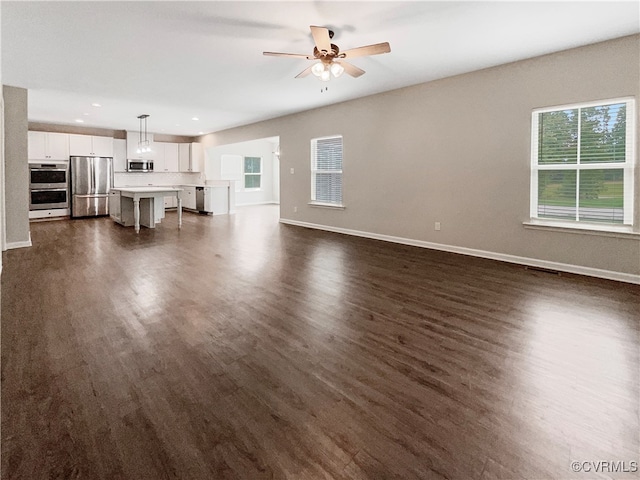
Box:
[164,196,177,208]
[28,131,69,161]
[178,142,202,173]
[109,190,122,223]
[91,136,113,157]
[69,134,113,157]
[154,142,166,171]
[164,143,179,172]
[110,190,157,228]
[113,139,127,172]
[29,208,69,220]
[178,144,190,172]
[154,142,179,172]
[191,142,203,172]
[182,186,196,210]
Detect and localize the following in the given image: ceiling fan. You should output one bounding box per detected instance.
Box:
[263,25,391,81]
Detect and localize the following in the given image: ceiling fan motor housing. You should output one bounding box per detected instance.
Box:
[313,44,342,63]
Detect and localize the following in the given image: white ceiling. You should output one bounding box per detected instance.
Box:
[2,1,638,137]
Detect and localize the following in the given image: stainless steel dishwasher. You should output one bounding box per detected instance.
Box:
[195,187,205,213]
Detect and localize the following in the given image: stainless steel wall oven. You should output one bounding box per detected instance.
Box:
[29,162,69,210]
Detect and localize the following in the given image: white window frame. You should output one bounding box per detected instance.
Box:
[529,97,636,233]
[243,156,262,191]
[310,135,344,208]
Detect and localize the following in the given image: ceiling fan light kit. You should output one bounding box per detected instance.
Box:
[330,62,345,78]
[264,25,390,81]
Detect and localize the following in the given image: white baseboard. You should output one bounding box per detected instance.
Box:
[280,219,640,285]
[235,201,279,207]
[6,239,32,250]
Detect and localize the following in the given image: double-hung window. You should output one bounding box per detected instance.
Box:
[531,98,635,227]
[311,135,343,206]
[244,156,262,190]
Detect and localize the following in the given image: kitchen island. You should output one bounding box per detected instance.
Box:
[110,187,183,233]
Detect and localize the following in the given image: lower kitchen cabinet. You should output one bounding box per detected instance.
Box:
[182,186,196,210]
[164,196,177,208]
[109,190,123,223]
[29,208,69,220]
[110,190,157,228]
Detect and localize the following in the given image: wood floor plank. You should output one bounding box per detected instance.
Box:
[2,206,639,479]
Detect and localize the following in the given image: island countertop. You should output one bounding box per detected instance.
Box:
[111,186,183,194]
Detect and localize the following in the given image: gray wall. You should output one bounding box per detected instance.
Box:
[3,85,30,248]
[200,35,640,277]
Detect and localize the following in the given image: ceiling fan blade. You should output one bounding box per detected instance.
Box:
[341,42,391,59]
[263,51,314,60]
[310,25,331,53]
[339,61,365,78]
[295,65,314,78]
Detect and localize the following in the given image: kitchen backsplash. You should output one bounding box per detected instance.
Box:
[113,172,204,187]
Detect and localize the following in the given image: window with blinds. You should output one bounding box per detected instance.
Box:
[311,135,343,206]
[244,156,262,190]
[531,98,635,226]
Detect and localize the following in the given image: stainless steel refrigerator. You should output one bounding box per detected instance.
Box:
[70,156,113,217]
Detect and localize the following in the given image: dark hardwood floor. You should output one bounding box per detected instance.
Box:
[2,205,639,479]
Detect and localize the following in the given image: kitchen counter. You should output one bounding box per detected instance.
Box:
[111,181,235,216]
[114,186,183,194]
[110,187,183,233]
[168,182,234,215]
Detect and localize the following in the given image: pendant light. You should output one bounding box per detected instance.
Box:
[136,114,151,154]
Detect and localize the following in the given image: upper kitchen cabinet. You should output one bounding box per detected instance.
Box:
[69,134,113,157]
[28,131,69,161]
[178,144,190,172]
[113,139,127,172]
[178,142,203,173]
[154,142,179,172]
[126,130,154,160]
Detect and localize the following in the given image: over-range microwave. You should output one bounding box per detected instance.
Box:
[127,159,154,172]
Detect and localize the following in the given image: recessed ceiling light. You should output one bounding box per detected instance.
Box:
[198,131,204,135]
[83,113,89,116]
[91,103,102,107]
[192,117,199,121]
[75,119,84,123]
[175,124,181,127]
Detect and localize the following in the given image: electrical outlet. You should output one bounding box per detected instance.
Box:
[294,206,298,213]
[290,168,295,174]
[435,222,441,231]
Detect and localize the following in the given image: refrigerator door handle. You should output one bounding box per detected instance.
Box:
[91,160,95,194]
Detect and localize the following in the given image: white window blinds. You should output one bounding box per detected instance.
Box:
[311,136,343,205]
[244,156,262,190]
[531,99,634,226]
